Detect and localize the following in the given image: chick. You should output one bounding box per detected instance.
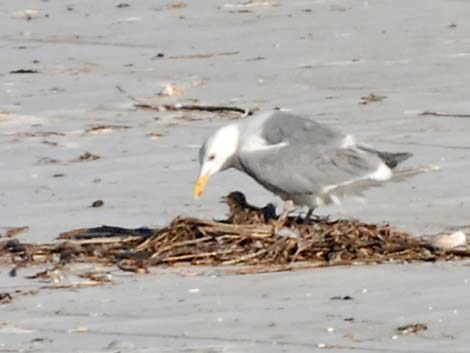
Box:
[222,191,276,224]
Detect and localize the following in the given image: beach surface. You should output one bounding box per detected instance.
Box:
[1,0,470,352]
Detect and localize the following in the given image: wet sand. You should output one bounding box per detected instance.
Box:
[1,0,470,352]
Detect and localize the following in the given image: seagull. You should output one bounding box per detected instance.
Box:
[194,111,412,220]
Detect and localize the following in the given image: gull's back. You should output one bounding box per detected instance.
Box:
[235,111,413,208]
[251,111,346,147]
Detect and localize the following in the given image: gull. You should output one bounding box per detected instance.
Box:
[194,111,412,220]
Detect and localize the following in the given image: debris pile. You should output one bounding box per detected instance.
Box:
[1,192,469,276]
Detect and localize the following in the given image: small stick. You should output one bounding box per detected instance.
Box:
[419,111,470,118]
[160,251,220,263]
[164,51,239,60]
[221,248,268,265]
[116,85,252,117]
[116,85,140,102]
[149,236,213,259]
[67,236,141,245]
[134,229,169,251]
[134,103,250,116]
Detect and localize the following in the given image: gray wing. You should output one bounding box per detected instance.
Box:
[238,144,384,199]
[257,112,413,169]
[259,111,346,146]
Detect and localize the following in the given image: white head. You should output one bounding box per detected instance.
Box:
[194,124,239,198]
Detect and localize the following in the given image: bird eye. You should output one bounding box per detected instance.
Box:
[208,154,215,161]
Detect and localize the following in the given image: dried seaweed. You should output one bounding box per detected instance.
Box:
[359,93,387,105]
[0,292,12,304]
[78,152,100,161]
[396,323,428,335]
[1,226,29,238]
[83,125,131,134]
[9,69,40,74]
[1,193,469,277]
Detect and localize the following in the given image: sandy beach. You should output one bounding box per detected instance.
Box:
[2,0,470,352]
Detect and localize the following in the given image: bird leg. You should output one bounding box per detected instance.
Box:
[305,208,330,224]
[276,200,295,227]
[303,208,315,224]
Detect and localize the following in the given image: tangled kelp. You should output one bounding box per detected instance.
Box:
[2,201,470,276]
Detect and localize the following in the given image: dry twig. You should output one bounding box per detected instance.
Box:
[115,85,252,117]
[419,111,470,118]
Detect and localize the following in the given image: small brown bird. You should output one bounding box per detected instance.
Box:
[222,191,276,224]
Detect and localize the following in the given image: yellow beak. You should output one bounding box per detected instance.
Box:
[193,174,210,199]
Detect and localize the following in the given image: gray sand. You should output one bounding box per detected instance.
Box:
[1,0,470,352]
[2,264,470,353]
